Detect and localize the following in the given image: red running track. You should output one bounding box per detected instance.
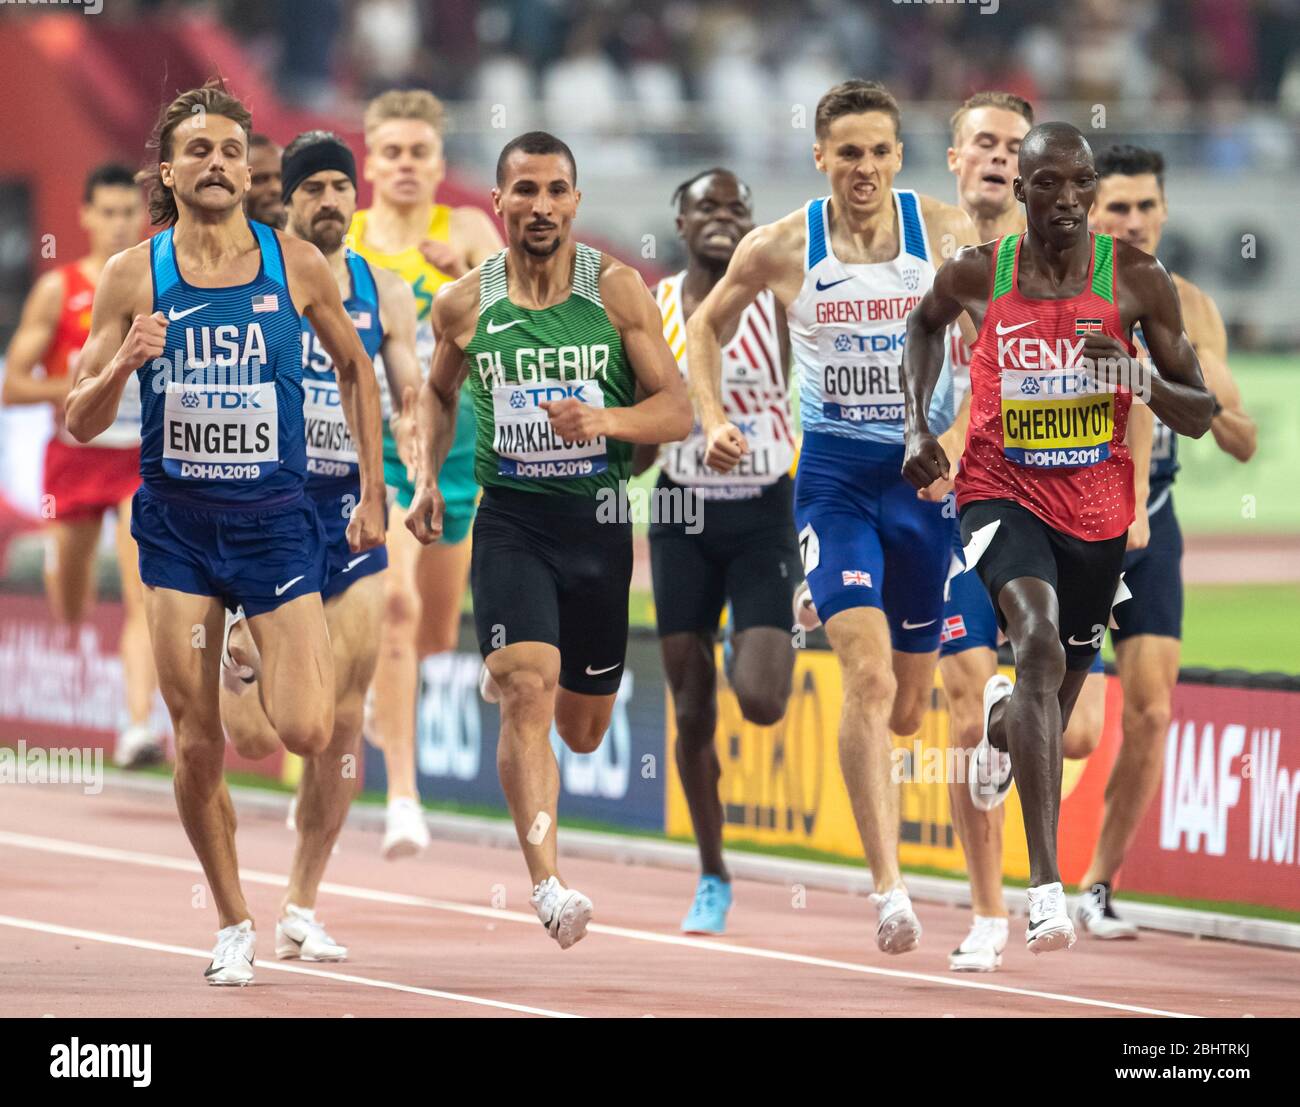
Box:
[1,780,1296,1018]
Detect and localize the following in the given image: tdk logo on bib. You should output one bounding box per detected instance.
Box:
[833,332,906,354]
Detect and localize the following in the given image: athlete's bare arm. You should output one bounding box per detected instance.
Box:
[374,267,423,479]
[1,270,70,407]
[284,235,385,551]
[406,271,478,544]
[1092,243,1213,439]
[685,212,804,471]
[543,259,691,447]
[1125,400,1153,549]
[900,244,995,490]
[64,245,159,443]
[1176,277,1256,461]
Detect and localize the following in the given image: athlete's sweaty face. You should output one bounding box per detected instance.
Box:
[948,106,1030,221]
[814,111,902,220]
[288,170,356,255]
[678,173,753,268]
[365,119,444,207]
[80,184,143,259]
[1090,173,1166,256]
[493,152,579,258]
[246,142,285,230]
[162,113,251,218]
[1014,142,1096,249]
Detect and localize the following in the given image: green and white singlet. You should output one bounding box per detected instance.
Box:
[464,243,636,498]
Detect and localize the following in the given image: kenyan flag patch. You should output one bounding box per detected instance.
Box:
[1075,318,1104,335]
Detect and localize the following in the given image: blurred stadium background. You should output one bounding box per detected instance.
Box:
[0,0,1297,925]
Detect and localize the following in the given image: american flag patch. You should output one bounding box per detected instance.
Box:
[350,311,372,329]
[1075,317,1103,335]
[252,293,279,313]
[841,570,873,588]
[940,614,967,643]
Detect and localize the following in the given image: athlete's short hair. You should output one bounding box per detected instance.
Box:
[83,163,137,204]
[138,77,253,227]
[670,168,752,213]
[495,131,577,187]
[1096,144,1166,192]
[249,132,280,152]
[949,91,1034,145]
[815,79,901,141]
[363,89,446,141]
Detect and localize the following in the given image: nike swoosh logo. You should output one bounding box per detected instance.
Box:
[901,618,936,630]
[486,318,523,335]
[995,318,1034,335]
[341,554,369,573]
[815,276,853,292]
[275,575,305,596]
[1067,635,1098,646]
[168,303,210,321]
[585,663,619,676]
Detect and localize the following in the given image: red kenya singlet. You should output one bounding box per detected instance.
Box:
[956,233,1134,541]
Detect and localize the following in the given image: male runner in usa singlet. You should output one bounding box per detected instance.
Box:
[902,122,1214,955]
[65,81,386,985]
[686,80,978,955]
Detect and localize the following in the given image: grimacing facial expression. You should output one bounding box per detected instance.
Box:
[814,111,902,221]
[679,173,753,267]
[949,105,1030,219]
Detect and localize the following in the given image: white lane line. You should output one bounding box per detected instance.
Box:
[0,914,579,1019]
[0,829,1197,1018]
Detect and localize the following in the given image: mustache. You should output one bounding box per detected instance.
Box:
[313,211,345,224]
[198,174,234,191]
[526,220,557,231]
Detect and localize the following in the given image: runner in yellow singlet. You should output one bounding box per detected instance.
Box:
[348,89,503,858]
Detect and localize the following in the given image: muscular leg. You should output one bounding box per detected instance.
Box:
[553,686,617,753]
[218,619,280,761]
[245,593,334,758]
[729,626,794,727]
[824,606,904,893]
[939,647,1006,918]
[889,648,939,738]
[1079,635,1180,888]
[285,573,385,910]
[1062,670,1108,760]
[414,535,472,657]
[113,497,157,729]
[987,578,1069,888]
[368,500,420,801]
[146,586,251,927]
[44,517,100,624]
[662,631,727,880]
[489,641,563,886]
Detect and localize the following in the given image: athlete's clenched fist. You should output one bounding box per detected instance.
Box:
[346,491,387,553]
[119,311,168,367]
[902,431,950,491]
[405,480,446,545]
[704,421,748,474]
[541,398,608,444]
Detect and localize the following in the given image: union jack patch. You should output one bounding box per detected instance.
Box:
[252,293,279,313]
[940,614,967,643]
[841,570,872,588]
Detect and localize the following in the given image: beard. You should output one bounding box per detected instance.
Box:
[521,233,562,258]
[305,215,347,253]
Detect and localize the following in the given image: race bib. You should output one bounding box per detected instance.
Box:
[662,412,787,495]
[816,332,905,424]
[492,379,607,481]
[162,380,279,481]
[1000,367,1113,469]
[303,377,358,479]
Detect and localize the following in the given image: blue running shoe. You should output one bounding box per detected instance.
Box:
[721,604,736,687]
[681,875,732,935]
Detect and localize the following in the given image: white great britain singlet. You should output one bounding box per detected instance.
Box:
[788,189,953,443]
[654,274,794,499]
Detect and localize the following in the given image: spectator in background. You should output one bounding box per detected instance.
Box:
[278,0,344,109]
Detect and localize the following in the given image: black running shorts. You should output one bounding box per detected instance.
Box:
[959,498,1128,671]
[648,474,800,638]
[470,486,632,695]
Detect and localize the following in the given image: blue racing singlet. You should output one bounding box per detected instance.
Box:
[301,250,384,496]
[141,221,305,507]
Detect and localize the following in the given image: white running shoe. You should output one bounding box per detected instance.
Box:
[531,876,593,950]
[969,674,1014,812]
[793,580,821,631]
[478,665,501,704]
[1074,882,1139,940]
[869,886,922,954]
[275,904,347,962]
[949,915,1009,972]
[221,606,256,696]
[381,797,430,860]
[204,919,256,986]
[113,722,164,769]
[1026,881,1076,954]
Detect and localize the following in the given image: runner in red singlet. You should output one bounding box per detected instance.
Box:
[1,163,161,767]
[900,123,1214,956]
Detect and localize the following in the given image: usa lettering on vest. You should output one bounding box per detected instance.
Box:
[185,324,269,372]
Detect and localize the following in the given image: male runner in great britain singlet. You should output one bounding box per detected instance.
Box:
[636,168,799,936]
[686,80,978,955]
[64,81,386,986]
[902,122,1215,955]
[347,89,504,859]
[406,131,691,950]
[1,163,161,768]
[1074,143,1256,939]
[218,130,422,964]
